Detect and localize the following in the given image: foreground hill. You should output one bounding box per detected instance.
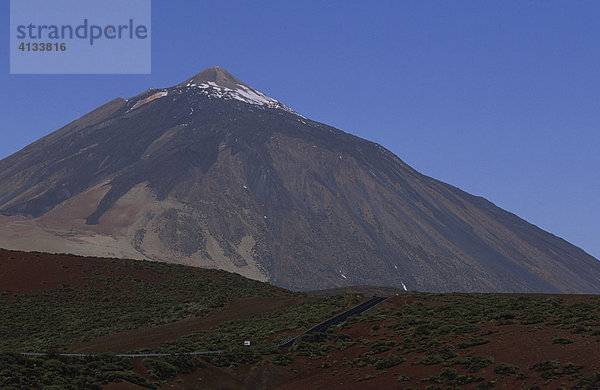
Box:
[162,293,600,390]
[1,250,600,389]
[0,248,301,352]
[1,67,599,292]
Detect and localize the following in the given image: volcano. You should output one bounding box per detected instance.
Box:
[1,67,599,292]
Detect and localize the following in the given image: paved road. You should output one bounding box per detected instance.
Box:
[276,296,389,348]
[21,296,389,357]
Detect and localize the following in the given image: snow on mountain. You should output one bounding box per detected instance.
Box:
[180,79,298,115]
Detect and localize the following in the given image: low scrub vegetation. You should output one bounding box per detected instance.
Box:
[0,352,155,389]
[2,250,600,388]
[0,253,295,351]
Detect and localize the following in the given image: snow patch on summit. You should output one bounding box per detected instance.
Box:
[234,85,274,105]
[182,81,300,115]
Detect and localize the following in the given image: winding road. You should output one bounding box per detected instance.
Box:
[276,296,389,348]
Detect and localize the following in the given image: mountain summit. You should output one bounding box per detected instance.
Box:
[178,66,250,89]
[175,66,294,112]
[1,67,599,293]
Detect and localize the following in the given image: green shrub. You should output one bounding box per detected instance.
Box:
[374,354,405,369]
[464,355,494,373]
[494,363,519,375]
[163,355,205,374]
[571,325,590,334]
[272,354,294,366]
[205,347,263,367]
[423,367,484,386]
[436,368,458,382]
[420,354,444,365]
[452,324,480,334]
[552,338,574,344]
[531,360,560,372]
[437,345,459,363]
[369,340,399,354]
[571,372,600,389]
[560,362,581,375]
[414,325,432,336]
[142,358,177,380]
[490,311,516,320]
[356,374,376,382]
[436,324,453,334]
[458,338,490,349]
[538,362,582,379]
[497,319,516,325]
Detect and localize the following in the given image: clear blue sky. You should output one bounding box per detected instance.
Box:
[1,1,599,259]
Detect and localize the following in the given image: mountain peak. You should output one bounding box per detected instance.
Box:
[178,66,249,90]
[174,67,299,114]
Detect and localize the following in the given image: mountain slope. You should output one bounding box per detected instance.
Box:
[1,67,599,293]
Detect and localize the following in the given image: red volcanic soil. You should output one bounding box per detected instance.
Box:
[270,296,600,390]
[0,249,169,293]
[159,295,600,390]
